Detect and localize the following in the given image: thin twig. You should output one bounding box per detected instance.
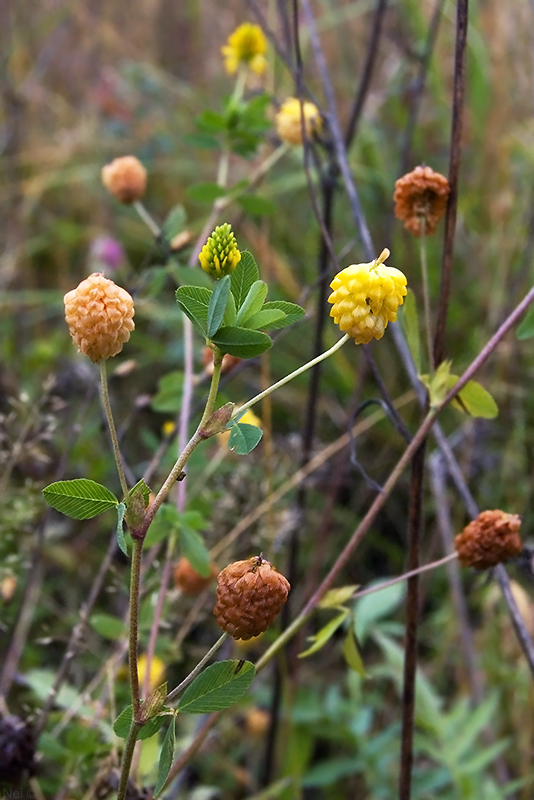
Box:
[344,0,389,148]
[433,0,469,366]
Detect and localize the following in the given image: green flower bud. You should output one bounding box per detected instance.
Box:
[199,223,241,279]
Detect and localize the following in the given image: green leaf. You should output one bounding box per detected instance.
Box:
[144,503,180,549]
[517,304,534,339]
[261,301,306,330]
[42,479,118,520]
[180,524,211,578]
[168,263,213,289]
[211,326,272,358]
[318,586,358,610]
[113,704,133,739]
[90,613,127,640]
[207,275,231,337]
[223,289,237,327]
[227,422,263,454]
[151,371,184,414]
[353,581,405,643]
[113,704,168,741]
[236,195,276,216]
[162,204,186,241]
[195,110,227,132]
[178,660,255,714]
[154,717,176,798]
[235,281,268,326]
[452,379,498,419]
[186,182,227,203]
[400,289,422,374]
[65,724,101,756]
[421,360,453,408]
[242,308,286,330]
[175,285,212,336]
[183,132,219,150]
[343,628,367,676]
[116,502,128,556]
[298,610,349,658]
[230,251,260,309]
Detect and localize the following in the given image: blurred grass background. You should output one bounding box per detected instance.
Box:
[2,0,534,797]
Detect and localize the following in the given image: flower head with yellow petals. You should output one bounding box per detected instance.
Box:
[275,98,322,145]
[328,249,407,344]
[199,223,241,279]
[222,23,267,76]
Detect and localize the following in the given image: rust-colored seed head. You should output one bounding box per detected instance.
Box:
[213,556,290,640]
[393,165,450,237]
[101,155,147,203]
[173,557,218,596]
[64,273,135,362]
[455,510,522,570]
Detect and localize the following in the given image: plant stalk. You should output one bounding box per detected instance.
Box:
[99,360,129,499]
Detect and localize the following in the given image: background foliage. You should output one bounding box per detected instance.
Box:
[1,1,534,798]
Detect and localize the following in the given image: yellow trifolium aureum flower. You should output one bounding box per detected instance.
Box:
[222,23,267,75]
[275,98,322,145]
[328,249,407,344]
[199,223,241,279]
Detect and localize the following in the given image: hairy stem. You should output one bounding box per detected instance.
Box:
[99,360,129,499]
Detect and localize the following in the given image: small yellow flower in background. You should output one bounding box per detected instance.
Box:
[199,223,241,279]
[328,249,407,345]
[64,273,135,362]
[222,23,267,75]
[393,165,450,237]
[162,420,176,437]
[137,654,165,692]
[238,409,261,428]
[275,98,322,145]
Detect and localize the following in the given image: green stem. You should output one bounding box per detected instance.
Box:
[232,334,349,419]
[166,633,228,704]
[142,349,224,533]
[117,537,144,800]
[117,720,142,800]
[129,538,143,714]
[133,200,161,238]
[99,360,129,499]
[419,219,434,371]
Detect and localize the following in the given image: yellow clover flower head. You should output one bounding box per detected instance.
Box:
[275,98,322,145]
[222,23,267,75]
[137,654,165,692]
[199,223,242,279]
[328,249,407,344]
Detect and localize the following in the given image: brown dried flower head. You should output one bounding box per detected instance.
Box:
[101,155,147,204]
[455,510,522,570]
[213,555,290,640]
[173,557,218,596]
[64,273,135,362]
[393,165,450,236]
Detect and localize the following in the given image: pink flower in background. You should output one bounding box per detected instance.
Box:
[89,236,125,272]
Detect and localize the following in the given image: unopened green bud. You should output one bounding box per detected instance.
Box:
[199,223,241,279]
